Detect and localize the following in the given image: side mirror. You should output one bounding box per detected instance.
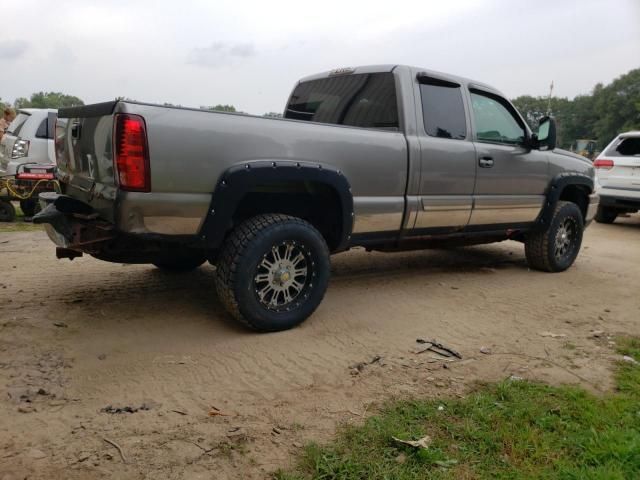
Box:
[536,116,557,150]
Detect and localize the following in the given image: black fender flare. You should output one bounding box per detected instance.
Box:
[533,173,594,231]
[198,160,354,251]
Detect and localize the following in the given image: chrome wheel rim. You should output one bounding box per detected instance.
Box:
[554,218,577,262]
[254,241,312,311]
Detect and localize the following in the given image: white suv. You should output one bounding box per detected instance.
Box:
[594,131,640,223]
[0,108,57,176]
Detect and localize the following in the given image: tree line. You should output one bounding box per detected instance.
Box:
[2,67,638,149]
[511,68,639,149]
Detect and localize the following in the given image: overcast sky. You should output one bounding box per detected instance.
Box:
[1,0,638,114]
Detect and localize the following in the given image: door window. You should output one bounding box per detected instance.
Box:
[470,91,525,145]
[419,80,466,140]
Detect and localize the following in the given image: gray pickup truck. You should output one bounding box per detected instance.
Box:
[36,64,598,331]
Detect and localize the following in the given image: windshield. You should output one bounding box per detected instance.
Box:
[284,72,399,130]
[7,112,31,136]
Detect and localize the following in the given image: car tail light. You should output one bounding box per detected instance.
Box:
[11,139,30,159]
[113,114,150,192]
[593,159,614,170]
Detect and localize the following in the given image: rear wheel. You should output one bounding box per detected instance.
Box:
[525,201,584,272]
[215,214,330,332]
[0,201,16,222]
[594,206,618,224]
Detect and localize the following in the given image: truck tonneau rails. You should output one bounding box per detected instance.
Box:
[38,64,598,332]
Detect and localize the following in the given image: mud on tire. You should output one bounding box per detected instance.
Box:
[215,214,330,332]
[525,200,584,272]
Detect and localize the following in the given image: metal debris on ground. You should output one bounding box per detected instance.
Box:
[414,339,462,359]
[539,331,568,338]
[208,405,231,417]
[350,355,384,375]
[101,404,151,414]
[392,434,432,450]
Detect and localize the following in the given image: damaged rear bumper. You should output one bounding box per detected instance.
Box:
[34,192,116,257]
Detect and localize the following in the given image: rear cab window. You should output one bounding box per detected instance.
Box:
[419,77,467,139]
[285,72,399,130]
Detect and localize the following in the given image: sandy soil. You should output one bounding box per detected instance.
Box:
[1,216,639,479]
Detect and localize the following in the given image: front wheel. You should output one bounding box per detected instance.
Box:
[215,214,330,332]
[525,201,584,272]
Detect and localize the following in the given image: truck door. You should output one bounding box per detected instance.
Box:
[413,76,476,232]
[467,89,548,226]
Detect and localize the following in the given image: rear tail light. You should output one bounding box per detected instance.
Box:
[113,114,150,192]
[11,139,30,159]
[593,159,614,170]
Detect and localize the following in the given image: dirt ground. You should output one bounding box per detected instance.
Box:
[1,216,639,479]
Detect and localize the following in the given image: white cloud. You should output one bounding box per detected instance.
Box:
[188,42,257,67]
[0,40,29,60]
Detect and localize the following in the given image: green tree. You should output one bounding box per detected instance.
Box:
[512,68,640,150]
[202,104,237,112]
[15,92,84,109]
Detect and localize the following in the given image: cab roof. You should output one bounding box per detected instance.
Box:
[297,64,503,96]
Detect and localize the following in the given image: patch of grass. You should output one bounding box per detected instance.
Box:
[0,201,42,232]
[0,222,42,232]
[277,339,640,479]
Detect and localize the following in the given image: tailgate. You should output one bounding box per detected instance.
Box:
[56,101,119,221]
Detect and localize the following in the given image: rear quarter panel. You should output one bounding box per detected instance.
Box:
[119,103,408,235]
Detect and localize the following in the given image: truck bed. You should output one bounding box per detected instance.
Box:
[56,100,408,236]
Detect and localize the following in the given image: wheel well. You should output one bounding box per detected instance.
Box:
[232,181,344,251]
[559,184,589,221]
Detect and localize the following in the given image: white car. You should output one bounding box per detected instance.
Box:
[594,131,640,223]
[0,108,57,176]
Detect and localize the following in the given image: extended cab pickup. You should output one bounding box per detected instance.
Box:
[36,65,599,331]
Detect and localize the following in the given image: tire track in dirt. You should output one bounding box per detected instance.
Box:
[2,219,640,479]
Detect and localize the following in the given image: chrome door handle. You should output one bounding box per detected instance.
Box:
[479,156,494,168]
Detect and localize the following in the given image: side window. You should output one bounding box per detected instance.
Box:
[470,91,525,145]
[285,73,399,130]
[615,137,640,156]
[47,113,57,140]
[419,80,466,140]
[35,118,48,139]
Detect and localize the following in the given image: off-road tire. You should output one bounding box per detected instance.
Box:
[215,214,330,332]
[0,201,16,222]
[594,205,618,224]
[153,252,206,272]
[525,201,584,272]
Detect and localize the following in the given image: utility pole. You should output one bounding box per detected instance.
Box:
[547,80,554,115]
